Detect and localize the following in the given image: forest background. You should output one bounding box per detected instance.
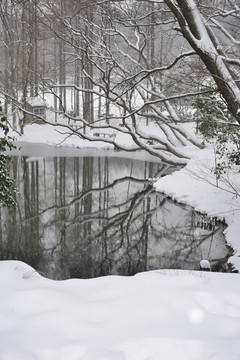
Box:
[1,0,240,164]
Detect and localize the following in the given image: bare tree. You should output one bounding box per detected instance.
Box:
[2,0,240,165]
[34,0,204,165]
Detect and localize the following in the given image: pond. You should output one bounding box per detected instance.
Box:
[0,143,231,279]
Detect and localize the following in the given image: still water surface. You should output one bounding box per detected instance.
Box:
[0,144,231,279]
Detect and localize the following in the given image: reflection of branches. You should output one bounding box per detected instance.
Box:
[1,153,231,279]
[63,178,229,276]
[52,164,228,274]
[40,175,149,215]
[78,184,155,245]
[149,202,227,270]
[40,163,169,216]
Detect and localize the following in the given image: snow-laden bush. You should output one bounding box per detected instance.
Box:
[193,87,240,183]
[0,105,17,208]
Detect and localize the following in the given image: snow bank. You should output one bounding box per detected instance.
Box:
[154,146,240,271]
[11,123,114,149]
[1,260,240,360]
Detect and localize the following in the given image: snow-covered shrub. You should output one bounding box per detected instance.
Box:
[193,87,240,182]
[0,106,17,208]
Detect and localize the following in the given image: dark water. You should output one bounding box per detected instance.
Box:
[0,144,231,279]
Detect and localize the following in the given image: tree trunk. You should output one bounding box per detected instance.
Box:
[164,0,240,124]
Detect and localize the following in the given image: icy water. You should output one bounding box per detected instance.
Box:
[0,144,231,279]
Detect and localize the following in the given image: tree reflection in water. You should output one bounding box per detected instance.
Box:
[0,154,231,279]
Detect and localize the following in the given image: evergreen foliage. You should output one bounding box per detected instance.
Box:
[0,105,17,208]
[194,88,240,180]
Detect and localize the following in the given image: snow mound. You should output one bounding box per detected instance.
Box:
[1,260,240,360]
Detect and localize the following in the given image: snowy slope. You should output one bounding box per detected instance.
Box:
[1,260,240,360]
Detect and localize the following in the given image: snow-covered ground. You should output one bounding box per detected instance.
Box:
[154,146,240,272]
[2,122,240,360]
[11,122,115,150]
[1,260,240,360]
